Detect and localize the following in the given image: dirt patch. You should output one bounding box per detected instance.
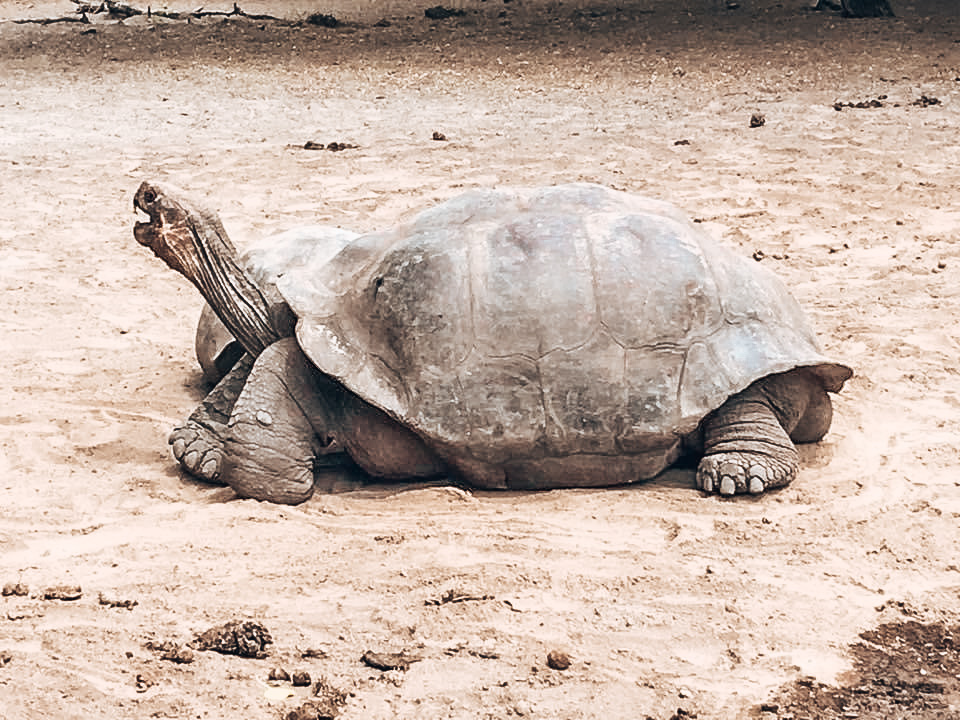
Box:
[765,618,960,719]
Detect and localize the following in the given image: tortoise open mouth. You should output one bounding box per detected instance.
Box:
[133,214,159,248]
[133,183,163,249]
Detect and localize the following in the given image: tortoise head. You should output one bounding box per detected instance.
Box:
[134,181,227,280]
[133,180,279,356]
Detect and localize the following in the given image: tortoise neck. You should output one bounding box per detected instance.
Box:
[183,209,280,357]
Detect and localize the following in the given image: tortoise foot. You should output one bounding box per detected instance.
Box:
[169,422,226,485]
[695,451,797,496]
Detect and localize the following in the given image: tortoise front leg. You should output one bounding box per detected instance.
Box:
[221,338,363,504]
[170,353,254,484]
[696,369,829,496]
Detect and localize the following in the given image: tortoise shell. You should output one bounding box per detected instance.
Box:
[273,184,850,477]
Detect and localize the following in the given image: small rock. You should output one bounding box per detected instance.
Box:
[546,649,571,670]
[268,667,291,682]
[43,585,82,601]
[1,582,28,597]
[361,650,421,671]
[513,700,532,716]
[98,593,138,609]
[0,650,12,666]
[158,642,195,664]
[425,5,465,19]
[432,131,448,141]
[750,113,766,128]
[134,672,155,693]
[292,670,312,686]
[305,12,337,27]
[299,647,329,659]
[912,95,941,107]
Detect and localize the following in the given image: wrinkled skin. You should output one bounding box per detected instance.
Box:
[134,180,848,505]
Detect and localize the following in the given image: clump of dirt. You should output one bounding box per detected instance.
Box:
[145,639,196,664]
[42,585,82,601]
[424,6,466,20]
[1,583,28,597]
[360,650,422,671]
[912,94,941,107]
[285,676,350,720]
[97,592,137,609]
[192,619,273,658]
[833,96,887,110]
[305,12,338,27]
[833,94,942,111]
[301,141,359,151]
[764,620,960,719]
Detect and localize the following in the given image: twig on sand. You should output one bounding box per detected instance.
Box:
[13,1,302,25]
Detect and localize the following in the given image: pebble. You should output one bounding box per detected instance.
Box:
[43,585,82,601]
[1,582,28,597]
[268,667,291,682]
[291,670,311,686]
[546,650,571,670]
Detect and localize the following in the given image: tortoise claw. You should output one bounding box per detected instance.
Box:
[696,452,795,497]
[169,422,226,485]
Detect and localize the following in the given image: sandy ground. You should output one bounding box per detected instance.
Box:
[1,0,960,718]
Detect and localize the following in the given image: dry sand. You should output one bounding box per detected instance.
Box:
[1,0,960,717]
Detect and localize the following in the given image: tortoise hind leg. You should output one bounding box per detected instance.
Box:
[696,369,830,496]
[788,379,832,444]
[169,353,254,484]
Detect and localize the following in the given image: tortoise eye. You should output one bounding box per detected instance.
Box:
[143,189,156,204]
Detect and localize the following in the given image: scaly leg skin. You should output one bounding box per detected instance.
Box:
[169,354,253,484]
[696,369,831,496]
[222,338,357,504]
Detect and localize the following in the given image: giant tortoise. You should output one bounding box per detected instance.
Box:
[133,181,851,505]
